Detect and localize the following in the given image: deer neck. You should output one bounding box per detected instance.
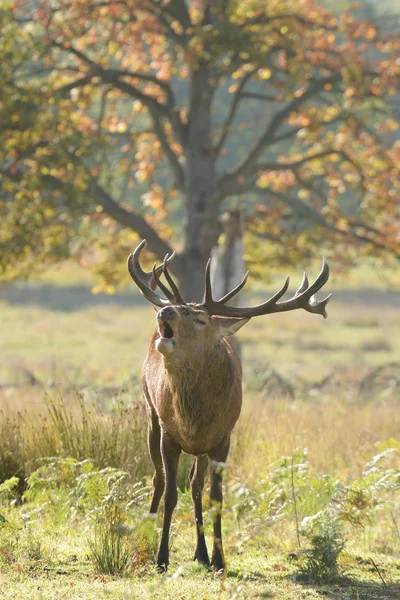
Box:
[162,342,232,437]
[162,350,207,391]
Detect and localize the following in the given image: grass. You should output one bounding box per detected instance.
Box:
[0,263,399,599]
[0,464,399,599]
[0,393,151,485]
[0,390,399,599]
[1,291,400,388]
[1,542,399,599]
[88,525,131,575]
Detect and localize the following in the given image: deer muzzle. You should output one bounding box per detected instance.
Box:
[156,307,177,355]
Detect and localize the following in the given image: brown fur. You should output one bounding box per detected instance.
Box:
[143,329,242,455]
[141,303,246,572]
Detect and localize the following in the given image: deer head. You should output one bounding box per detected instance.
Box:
[127,240,331,361]
[127,241,248,363]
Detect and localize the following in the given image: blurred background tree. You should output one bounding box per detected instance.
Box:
[0,0,399,299]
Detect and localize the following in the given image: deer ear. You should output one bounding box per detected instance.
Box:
[213,316,250,339]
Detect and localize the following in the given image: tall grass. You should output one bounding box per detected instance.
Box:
[0,392,150,486]
[1,382,399,494]
[88,525,131,575]
[229,392,400,484]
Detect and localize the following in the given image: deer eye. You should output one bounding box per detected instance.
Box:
[194,318,207,327]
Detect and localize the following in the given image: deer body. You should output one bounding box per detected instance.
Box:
[143,329,242,455]
[127,240,331,572]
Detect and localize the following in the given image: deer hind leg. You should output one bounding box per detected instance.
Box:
[147,414,164,514]
[157,433,181,572]
[190,455,210,567]
[209,440,230,572]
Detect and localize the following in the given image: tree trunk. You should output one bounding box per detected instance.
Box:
[180,66,220,302]
[210,210,246,304]
[210,210,245,357]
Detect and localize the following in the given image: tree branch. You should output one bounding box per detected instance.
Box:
[89,179,175,260]
[102,67,173,95]
[255,150,348,173]
[253,189,400,259]
[266,189,337,228]
[216,147,351,202]
[55,75,95,94]
[144,0,190,44]
[51,42,185,190]
[99,77,186,188]
[52,41,176,110]
[162,0,191,29]
[293,170,327,202]
[243,13,336,30]
[269,126,303,144]
[214,68,257,156]
[147,107,185,191]
[2,143,177,263]
[240,92,279,102]
[218,75,341,193]
[51,42,170,115]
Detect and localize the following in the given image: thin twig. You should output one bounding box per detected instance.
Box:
[370,558,387,587]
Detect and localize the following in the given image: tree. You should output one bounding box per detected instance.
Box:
[1,0,399,299]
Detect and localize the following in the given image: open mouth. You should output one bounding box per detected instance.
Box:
[158,319,175,340]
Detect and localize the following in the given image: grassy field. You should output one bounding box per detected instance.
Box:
[0,262,399,599]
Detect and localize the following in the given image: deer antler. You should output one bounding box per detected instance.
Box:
[128,240,186,307]
[127,240,174,307]
[202,261,249,305]
[202,257,331,319]
[161,254,186,305]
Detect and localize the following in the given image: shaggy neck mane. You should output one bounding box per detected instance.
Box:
[163,351,205,390]
[163,341,234,436]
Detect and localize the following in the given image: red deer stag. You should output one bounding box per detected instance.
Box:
[128,240,331,572]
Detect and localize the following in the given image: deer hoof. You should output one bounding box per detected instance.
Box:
[193,550,210,568]
[211,552,225,573]
[156,562,168,574]
[156,553,169,573]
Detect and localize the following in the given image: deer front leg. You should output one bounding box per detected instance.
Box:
[209,440,230,572]
[147,414,165,514]
[157,433,181,572]
[190,455,210,566]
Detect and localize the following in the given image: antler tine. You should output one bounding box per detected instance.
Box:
[264,276,291,306]
[127,240,170,308]
[201,257,331,319]
[218,271,249,304]
[149,252,174,291]
[202,256,249,305]
[163,254,186,305]
[304,256,330,297]
[308,292,332,319]
[295,272,309,297]
[294,256,331,318]
[152,262,175,302]
[203,258,213,305]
